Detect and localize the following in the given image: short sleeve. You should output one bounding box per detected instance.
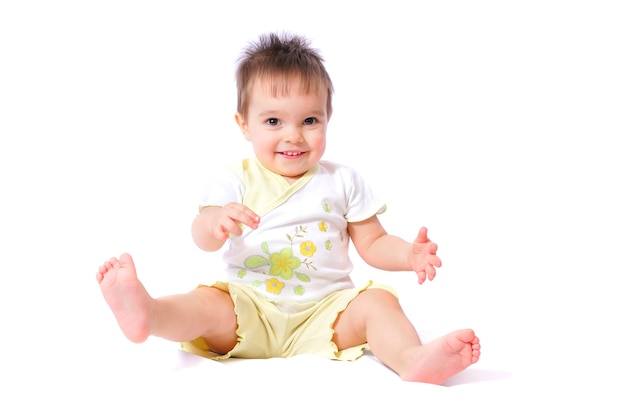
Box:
[338,164,387,223]
[197,168,244,211]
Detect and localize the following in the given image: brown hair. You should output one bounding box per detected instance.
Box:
[235,32,334,119]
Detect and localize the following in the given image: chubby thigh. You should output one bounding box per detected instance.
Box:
[180,280,397,361]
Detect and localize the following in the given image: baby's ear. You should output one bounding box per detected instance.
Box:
[234,112,250,140]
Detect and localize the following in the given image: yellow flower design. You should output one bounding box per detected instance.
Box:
[300,240,317,257]
[265,278,285,294]
[269,247,301,279]
[318,221,328,232]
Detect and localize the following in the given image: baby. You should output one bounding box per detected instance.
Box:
[96,32,480,384]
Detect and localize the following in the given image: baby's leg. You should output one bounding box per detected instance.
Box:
[333,289,480,385]
[96,253,237,352]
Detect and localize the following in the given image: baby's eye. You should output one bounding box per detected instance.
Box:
[303,117,317,125]
[265,118,280,126]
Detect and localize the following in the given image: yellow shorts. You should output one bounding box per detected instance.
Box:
[180,280,396,361]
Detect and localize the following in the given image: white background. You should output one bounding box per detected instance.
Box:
[1,1,624,413]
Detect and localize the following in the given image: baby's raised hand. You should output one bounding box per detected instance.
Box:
[409,227,442,284]
[212,202,260,241]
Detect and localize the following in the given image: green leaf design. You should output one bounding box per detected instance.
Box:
[261,241,269,255]
[295,272,310,282]
[244,255,270,268]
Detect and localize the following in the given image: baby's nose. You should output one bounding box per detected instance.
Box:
[283,126,304,143]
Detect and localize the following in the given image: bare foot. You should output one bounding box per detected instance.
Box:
[96,253,153,343]
[401,329,481,384]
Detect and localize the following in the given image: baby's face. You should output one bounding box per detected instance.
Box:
[236,80,329,183]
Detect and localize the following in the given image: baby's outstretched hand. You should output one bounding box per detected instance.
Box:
[409,227,442,284]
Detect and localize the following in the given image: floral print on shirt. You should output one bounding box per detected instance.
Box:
[241,203,333,296]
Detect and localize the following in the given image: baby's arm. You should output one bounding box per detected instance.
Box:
[191,203,260,252]
[348,216,441,284]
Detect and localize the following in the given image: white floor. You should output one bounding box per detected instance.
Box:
[1,1,624,414]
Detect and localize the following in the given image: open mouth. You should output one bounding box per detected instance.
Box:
[279,151,304,156]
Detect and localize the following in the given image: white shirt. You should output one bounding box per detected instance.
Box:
[199,158,386,303]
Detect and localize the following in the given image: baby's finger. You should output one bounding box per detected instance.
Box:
[234,213,260,230]
[414,227,429,244]
[225,204,260,229]
[426,264,437,280]
[215,221,239,239]
[431,254,442,268]
[417,270,426,285]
